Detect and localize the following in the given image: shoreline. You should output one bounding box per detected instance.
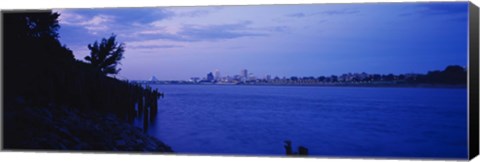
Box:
[3,104,174,152]
[141,82,467,89]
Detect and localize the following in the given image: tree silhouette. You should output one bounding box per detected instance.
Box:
[85,34,125,75]
[4,11,75,104]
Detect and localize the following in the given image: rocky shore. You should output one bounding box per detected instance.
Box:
[4,104,173,153]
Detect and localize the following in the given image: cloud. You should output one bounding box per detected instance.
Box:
[57,10,84,24]
[129,44,183,49]
[58,12,114,34]
[58,7,284,43]
[168,7,223,18]
[81,15,113,26]
[62,8,173,24]
[135,21,271,42]
[57,7,288,57]
[81,15,114,33]
[264,26,290,33]
[286,8,359,18]
[127,38,183,47]
[286,13,307,18]
[175,9,212,17]
[124,39,186,52]
[178,21,268,41]
[320,9,359,15]
[57,8,173,35]
[398,2,468,17]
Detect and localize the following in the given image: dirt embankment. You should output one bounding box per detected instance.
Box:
[4,104,173,153]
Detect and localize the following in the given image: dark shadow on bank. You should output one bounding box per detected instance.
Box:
[2,10,171,153]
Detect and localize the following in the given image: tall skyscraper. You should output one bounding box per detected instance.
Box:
[215,69,221,81]
[241,69,248,80]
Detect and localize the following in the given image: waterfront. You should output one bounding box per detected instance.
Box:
[134,84,467,158]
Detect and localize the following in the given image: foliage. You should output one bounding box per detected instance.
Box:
[85,34,125,75]
[4,10,159,118]
[4,11,74,103]
[420,65,467,85]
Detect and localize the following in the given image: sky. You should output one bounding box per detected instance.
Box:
[55,2,469,80]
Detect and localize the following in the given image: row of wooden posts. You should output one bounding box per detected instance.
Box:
[134,85,310,155]
[284,140,309,156]
[131,84,163,133]
[129,84,309,155]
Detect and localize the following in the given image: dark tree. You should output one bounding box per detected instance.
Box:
[330,75,338,82]
[4,11,74,105]
[317,76,326,82]
[385,74,395,81]
[441,65,467,84]
[85,34,125,75]
[372,74,382,81]
[4,11,168,151]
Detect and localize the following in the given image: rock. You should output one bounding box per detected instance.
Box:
[4,106,174,153]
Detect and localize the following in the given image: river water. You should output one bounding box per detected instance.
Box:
[134,84,467,159]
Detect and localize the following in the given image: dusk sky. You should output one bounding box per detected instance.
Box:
[55,2,469,80]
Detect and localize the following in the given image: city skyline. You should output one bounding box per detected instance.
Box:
[56,2,468,80]
[147,65,465,83]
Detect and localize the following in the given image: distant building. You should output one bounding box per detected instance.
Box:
[233,75,241,81]
[150,76,159,82]
[241,69,248,80]
[226,75,233,82]
[207,72,215,82]
[248,76,256,81]
[215,69,221,81]
[240,69,248,81]
[190,77,200,83]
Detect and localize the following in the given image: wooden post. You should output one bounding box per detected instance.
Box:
[143,106,149,133]
[298,146,308,156]
[284,140,309,156]
[138,95,144,115]
[284,140,293,155]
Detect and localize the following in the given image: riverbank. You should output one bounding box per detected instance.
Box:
[3,103,173,153]
[142,82,467,89]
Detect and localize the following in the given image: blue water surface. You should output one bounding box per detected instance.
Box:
[134,85,467,159]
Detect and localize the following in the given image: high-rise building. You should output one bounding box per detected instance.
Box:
[207,72,214,82]
[265,75,271,81]
[215,69,221,81]
[241,69,248,80]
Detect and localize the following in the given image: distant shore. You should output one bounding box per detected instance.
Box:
[136,81,467,89]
